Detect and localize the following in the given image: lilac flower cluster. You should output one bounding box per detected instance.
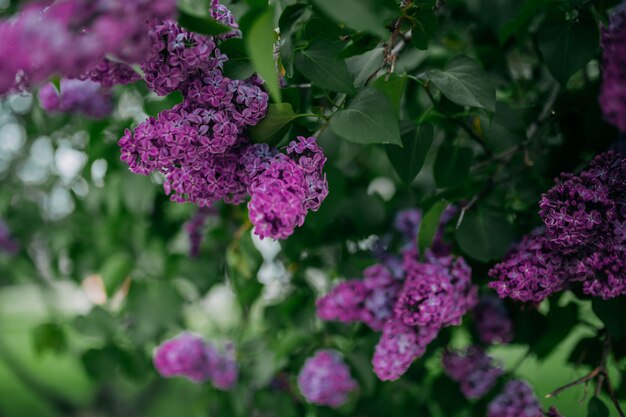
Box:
[487,380,543,417]
[0,0,175,94]
[113,5,328,240]
[297,350,358,408]
[317,208,478,381]
[153,332,238,390]
[490,151,626,301]
[473,296,514,344]
[442,347,503,399]
[0,220,19,255]
[38,79,113,119]
[600,3,626,132]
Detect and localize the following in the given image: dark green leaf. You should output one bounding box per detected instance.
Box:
[568,337,603,367]
[588,397,610,417]
[32,323,67,355]
[330,87,402,146]
[537,10,599,85]
[433,143,473,188]
[412,9,437,50]
[427,55,496,112]
[177,7,233,36]
[220,38,256,80]
[244,8,281,101]
[346,47,384,88]
[386,122,434,184]
[144,91,183,117]
[101,253,133,296]
[455,208,515,262]
[246,0,268,8]
[479,101,525,153]
[227,233,263,312]
[592,298,626,339]
[249,103,299,145]
[310,0,400,38]
[294,41,356,94]
[279,3,309,35]
[533,302,579,358]
[372,73,407,115]
[73,307,118,340]
[418,200,448,254]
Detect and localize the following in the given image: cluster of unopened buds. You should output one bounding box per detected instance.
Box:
[153,332,238,390]
[489,151,626,302]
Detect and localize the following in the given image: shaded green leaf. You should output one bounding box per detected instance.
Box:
[32,323,67,355]
[249,103,299,145]
[310,0,400,38]
[537,10,599,85]
[433,143,473,188]
[101,253,133,296]
[588,397,610,417]
[220,38,256,80]
[386,122,434,184]
[418,200,448,254]
[346,47,384,88]
[177,7,233,36]
[592,298,626,339]
[294,41,355,94]
[455,208,515,262]
[412,9,437,50]
[244,8,281,101]
[330,88,401,146]
[372,73,407,115]
[427,55,496,112]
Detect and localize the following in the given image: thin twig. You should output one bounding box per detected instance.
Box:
[545,367,602,398]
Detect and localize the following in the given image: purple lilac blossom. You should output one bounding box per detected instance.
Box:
[246,136,328,240]
[297,350,358,408]
[600,2,626,132]
[394,250,478,329]
[0,0,175,94]
[393,209,422,240]
[153,332,238,389]
[372,319,437,381]
[185,206,217,257]
[0,220,19,255]
[473,295,514,344]
[442,346,503,399]
[491,151,626,301]
[153,332,213,383]
[79,60,140,88]
[487,380,543,417]
[38,78,113,118]
[546,406,564,417]
[316,264,401,331]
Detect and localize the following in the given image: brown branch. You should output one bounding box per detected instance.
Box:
[545,367,602,398]
[545,333,625,417]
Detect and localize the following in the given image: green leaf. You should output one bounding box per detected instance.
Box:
[294,41,356,94]
[249,103,299,145]
[427,55,496,112]
[101,253,133,296]
[330,87,402,146]
[346,47,384,88]
[220,38,256,80]
[244,8,281,101]
[537,10,599,85]
[278,3,309,35]
[455,208,515,262]
[144,90,183,117]
[121,171,156,215]
[433,143,473,188]
[246,0,268,8]
[418,200,448,254]
[32,323,67,355]
[479,101,525,153]
[310,0,400,38]
[386,122,434,184]
[177,7,233,36]
[588,397,610,417]
[412,8,438,50]
[227,233,263,312]
[372,73,407,115]
[592,298,626,339]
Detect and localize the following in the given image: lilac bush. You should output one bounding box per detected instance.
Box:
[442,346,503,399]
